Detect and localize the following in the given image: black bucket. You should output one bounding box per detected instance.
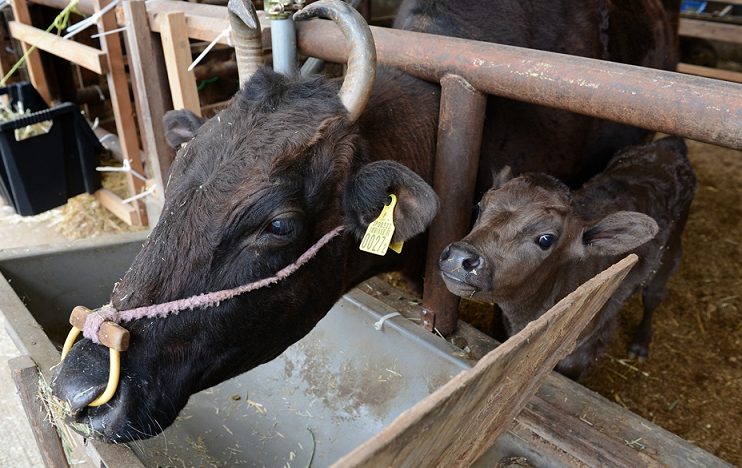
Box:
[0,85,104,216]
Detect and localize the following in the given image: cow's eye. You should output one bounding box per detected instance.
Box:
[269,218,302,237]
[537,234,556,250]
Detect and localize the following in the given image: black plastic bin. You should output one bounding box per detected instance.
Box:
[0,96,104,216]
[0,81,49,114]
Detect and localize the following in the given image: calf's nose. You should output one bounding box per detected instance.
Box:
[439,243,483,277]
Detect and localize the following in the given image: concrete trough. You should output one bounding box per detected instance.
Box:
[0,234,733,467]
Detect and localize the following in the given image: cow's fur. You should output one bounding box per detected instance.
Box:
[52,0,682,441]
[439,137,697,380]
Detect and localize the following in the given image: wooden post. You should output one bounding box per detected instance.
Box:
[9,355,69,468]
[123,0,176,196]
[159,11,201,116]
[332,255,638,467]
[95,0,147,226]
[9,0,52,104]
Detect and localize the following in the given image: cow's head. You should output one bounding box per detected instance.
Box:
[51,0,438,442]
[438,167,657,304]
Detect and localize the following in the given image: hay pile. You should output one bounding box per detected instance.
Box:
[0,154,147,239]
[54,156,147,239]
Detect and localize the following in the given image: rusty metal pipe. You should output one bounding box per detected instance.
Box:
[421,75,487,336]
[228,0,264,86]
[295,21,742,151]
[294,0,376,123]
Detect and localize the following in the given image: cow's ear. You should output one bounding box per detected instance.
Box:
[342,161,439,243]
[579,211,658,257]
[491,166,513,190]
[163,109,207,148]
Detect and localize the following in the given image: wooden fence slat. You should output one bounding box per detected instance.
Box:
[679,18,742,45]
[9,355,69,468]
[123,0,175,195]
[332,255,638,468]
[7,22,109,75]
[9,0,52,104]
[159,11,201,116]
[677,63,742,84]
[95,0,147,226]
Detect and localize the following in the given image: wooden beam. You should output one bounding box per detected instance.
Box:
[123,0,175,195]
[95,0,147,226]
[159,11,202,116]
[679,18,742,45]
[7,22,109,75]
[678,63,742,84]
[331,255,637,468]
[94,189,139,226]
[10,0,52,104]
[9,355,69,468]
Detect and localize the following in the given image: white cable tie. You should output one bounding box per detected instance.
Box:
[98,133,115,146]
[63,0,120,40]
[188,27,232,72]
[121,185,156,205]
[92,85,105,101]
[90,26,126,39]
[96,159,148,182]
[374,312,401,331]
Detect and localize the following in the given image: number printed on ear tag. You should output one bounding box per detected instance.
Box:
[360,194,402,256]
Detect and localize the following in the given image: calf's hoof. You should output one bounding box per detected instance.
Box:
[627,344,648,364]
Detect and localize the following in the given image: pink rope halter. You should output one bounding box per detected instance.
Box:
[82,226,345,344]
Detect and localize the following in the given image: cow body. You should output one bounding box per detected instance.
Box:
[52,0,682,441]
[439,137,697,381]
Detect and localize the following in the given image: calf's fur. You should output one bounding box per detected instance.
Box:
[439,137,696,380]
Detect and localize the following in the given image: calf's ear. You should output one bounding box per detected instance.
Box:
[491,166,513,190]
[163,109,207,148]
[342,161,440,243]
[581,211,658,257]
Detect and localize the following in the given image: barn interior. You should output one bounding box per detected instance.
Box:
[0,0,741,467]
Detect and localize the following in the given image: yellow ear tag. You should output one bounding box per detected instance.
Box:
[360,194,403,255]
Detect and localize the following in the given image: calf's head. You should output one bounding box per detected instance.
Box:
[439,167,658,305]
[50,1,438,443]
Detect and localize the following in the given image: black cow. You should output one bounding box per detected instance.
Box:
[439,137,697,381]
[52,0,681,441]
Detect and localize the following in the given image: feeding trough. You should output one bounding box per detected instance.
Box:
[1,234,732,467]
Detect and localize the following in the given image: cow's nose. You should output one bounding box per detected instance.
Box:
[440,243,483,275]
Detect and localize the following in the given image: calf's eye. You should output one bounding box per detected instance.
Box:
[537,234,556,250]
[270,219,301,237]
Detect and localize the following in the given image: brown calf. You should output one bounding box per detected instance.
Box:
[439,137,696,380]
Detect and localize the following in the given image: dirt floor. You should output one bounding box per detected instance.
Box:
[453,138,742,466]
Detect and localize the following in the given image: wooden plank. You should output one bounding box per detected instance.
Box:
[10,0,52,105]
[533,373,737,468]
[677,63,742,84]
[143,0,271,49]
[94,189,139,226]
[679,18,742,45]
[332,255,638,468]
[123,0,175,195]
[9,355,69,468]
[159,11,201,116]
[7,22,109,75]
[95,0,147,226]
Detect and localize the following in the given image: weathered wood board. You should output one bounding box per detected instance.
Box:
[332,255,638,468]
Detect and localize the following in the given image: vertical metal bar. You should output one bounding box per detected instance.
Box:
[422,74,487,336]
[271,17,298,75]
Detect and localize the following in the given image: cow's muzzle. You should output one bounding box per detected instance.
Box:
[438,243,491,295]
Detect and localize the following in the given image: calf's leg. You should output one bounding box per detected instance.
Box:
[630,216,688,361]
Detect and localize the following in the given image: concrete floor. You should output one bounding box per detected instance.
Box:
[0,205,93,467]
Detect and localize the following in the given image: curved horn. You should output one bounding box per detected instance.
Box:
[294,0,376,122]
[228,0,264,86]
